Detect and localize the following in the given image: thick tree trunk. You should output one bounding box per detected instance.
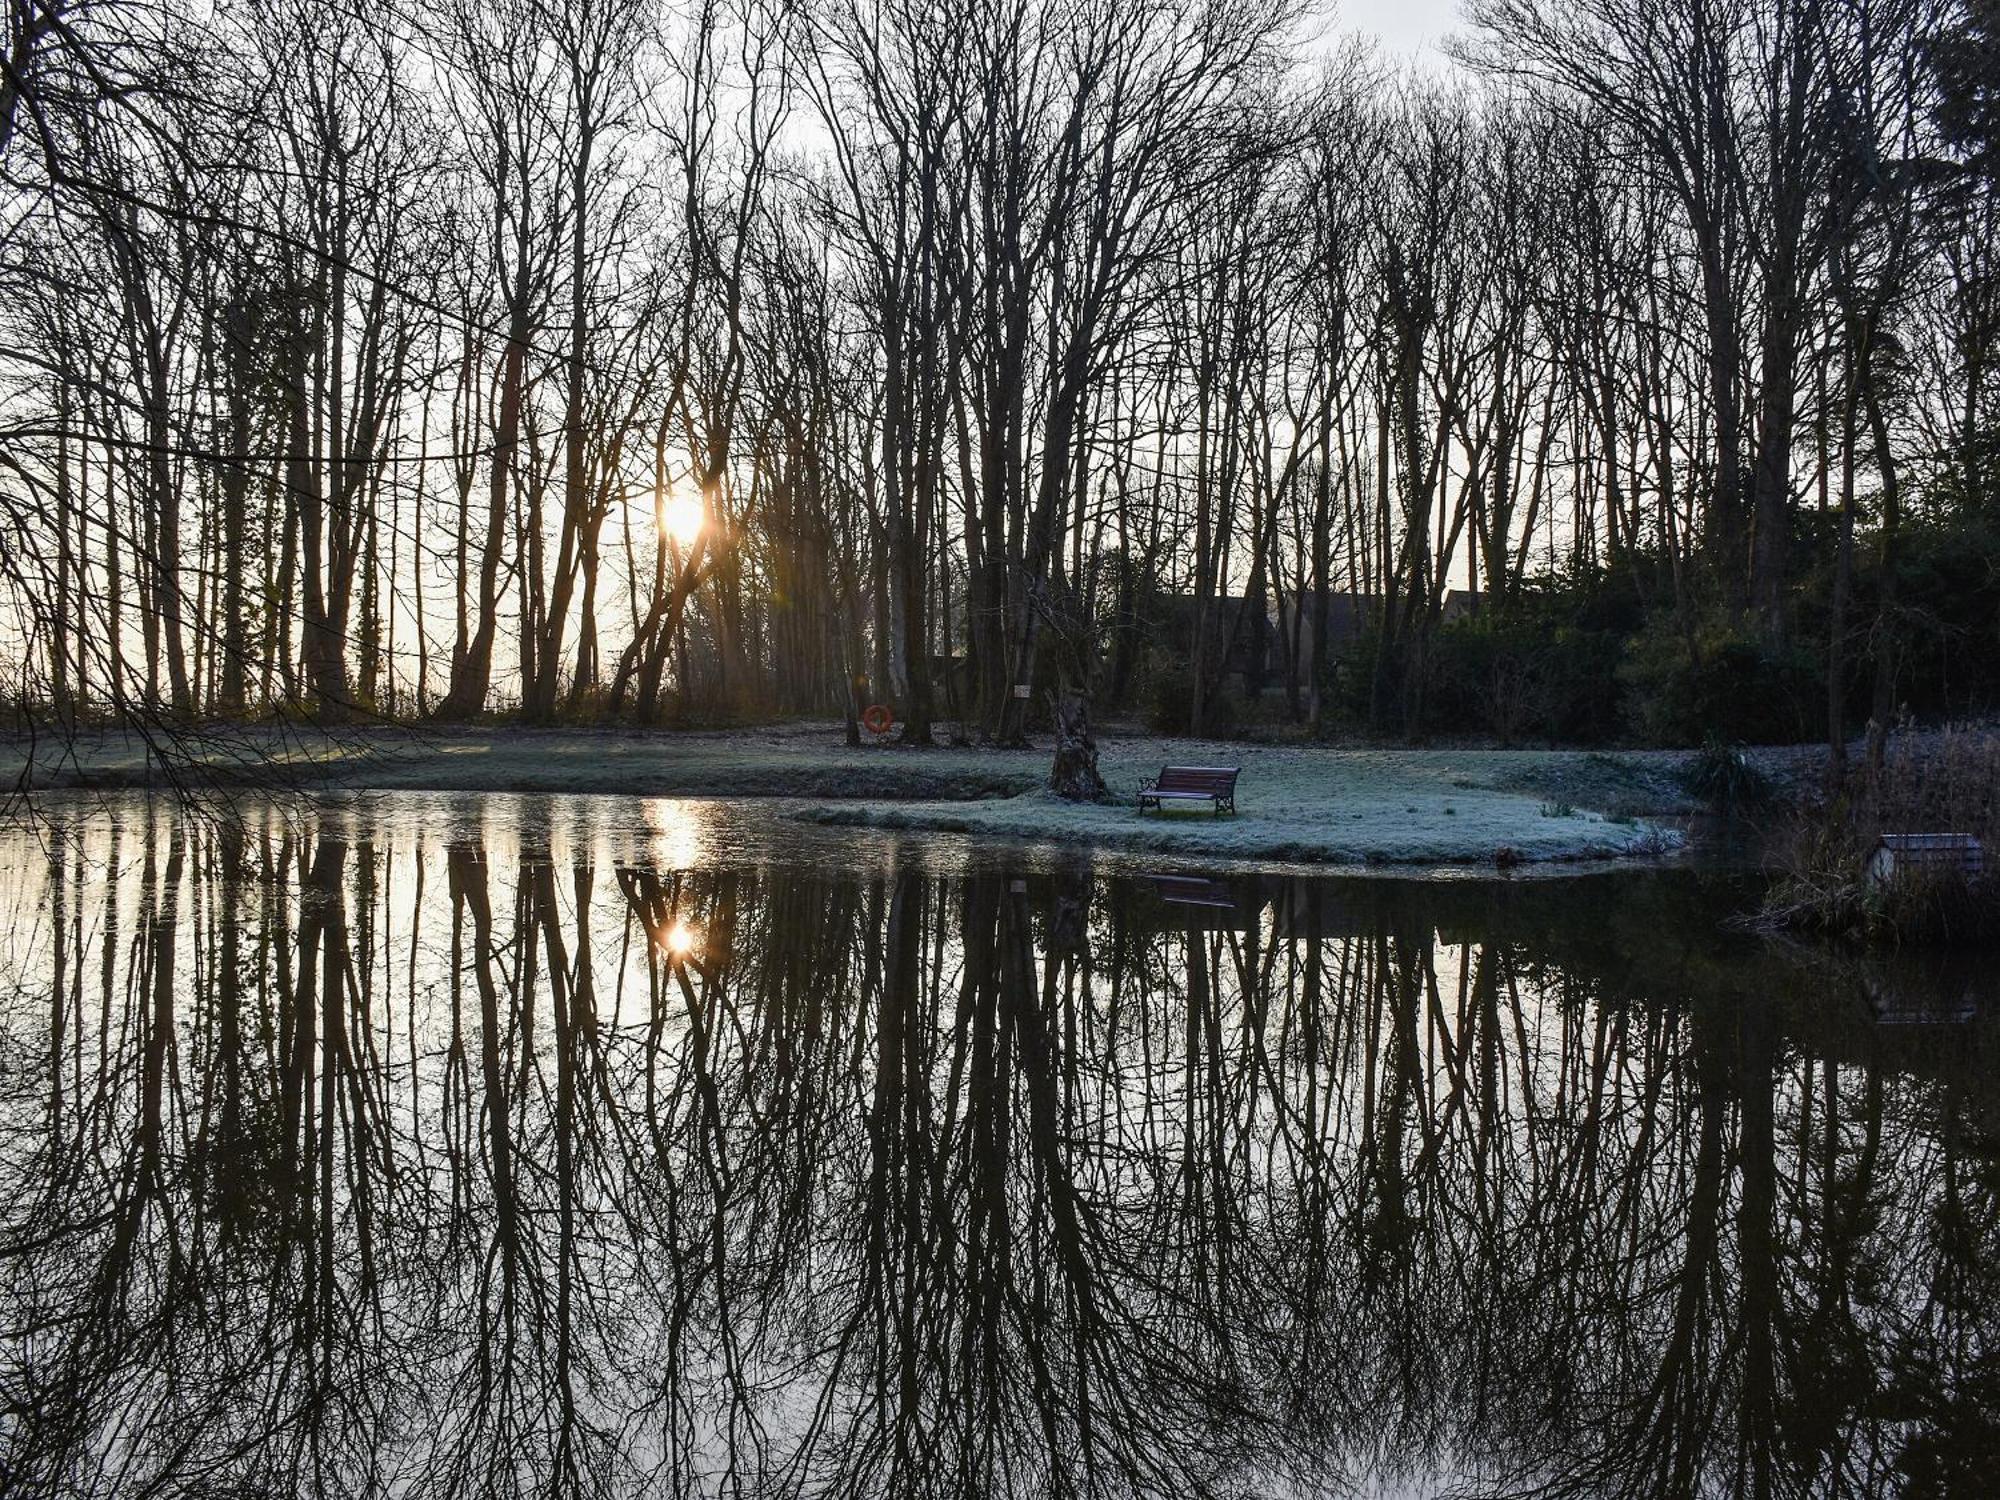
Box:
[1047,690,1108,803]
[287,310,345,721]
[528,116,597,722]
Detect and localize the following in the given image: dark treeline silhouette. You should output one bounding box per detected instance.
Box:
[0,0,1996,756]
[1,797,1994,1496]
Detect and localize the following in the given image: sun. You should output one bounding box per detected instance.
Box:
[660,491,705,547]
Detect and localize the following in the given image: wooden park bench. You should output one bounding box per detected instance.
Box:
[1137,765,1241,817]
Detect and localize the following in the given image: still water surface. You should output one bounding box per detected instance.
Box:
[1,793,1995,1497]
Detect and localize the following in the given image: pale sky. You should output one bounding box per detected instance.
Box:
[1333,0,1469,61]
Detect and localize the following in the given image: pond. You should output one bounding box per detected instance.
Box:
[1,793,1995,1497]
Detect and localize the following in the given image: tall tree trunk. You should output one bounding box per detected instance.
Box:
[436,305,525,720]
[1862,370,1902,779]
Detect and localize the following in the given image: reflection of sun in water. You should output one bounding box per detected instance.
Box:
[641,798,710,870]
[663,920,699,959]
[660,491,705,547]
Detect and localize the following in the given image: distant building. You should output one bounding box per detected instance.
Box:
[1150,588,1479,696]
[1155,595,1278,685]
[1276,590,1477,686]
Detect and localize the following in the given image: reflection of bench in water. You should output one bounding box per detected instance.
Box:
[1142,873,1263,931]
[1149,874,1235,908]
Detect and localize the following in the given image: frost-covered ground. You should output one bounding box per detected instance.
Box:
[798,744,1681,866]
[3,721,1717,867]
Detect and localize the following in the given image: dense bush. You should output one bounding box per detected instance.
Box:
[1144,662,1237,737]
[1423,609,1627,743]
[1865,511,2000,721]
[1616,611,1821,745]
[1117,494,2000,747]
[1413,506,1999,745]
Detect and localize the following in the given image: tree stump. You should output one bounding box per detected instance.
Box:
[1047,690,1108,802]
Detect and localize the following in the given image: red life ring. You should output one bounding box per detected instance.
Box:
[861,704,893,735]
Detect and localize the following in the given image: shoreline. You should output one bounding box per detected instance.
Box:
[2,722,1739,868]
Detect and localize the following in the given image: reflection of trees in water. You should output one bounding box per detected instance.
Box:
[0,807,1995,1497]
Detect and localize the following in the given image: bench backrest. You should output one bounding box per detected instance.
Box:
[1155,765,1240,795]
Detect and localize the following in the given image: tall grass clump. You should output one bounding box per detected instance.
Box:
[1679,734,1774,811]
[1758,729,2000,945]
